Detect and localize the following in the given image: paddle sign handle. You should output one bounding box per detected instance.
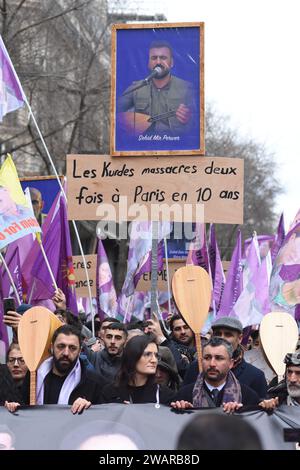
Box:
[195,333,203,372]
[30,370,37,406]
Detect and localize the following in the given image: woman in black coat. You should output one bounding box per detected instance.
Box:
[101,335,175,406]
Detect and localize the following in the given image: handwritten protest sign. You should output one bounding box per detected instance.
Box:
[73,255,97,297]
[66,155,243,224]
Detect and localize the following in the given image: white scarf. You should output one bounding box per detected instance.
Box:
[36,357,81,405]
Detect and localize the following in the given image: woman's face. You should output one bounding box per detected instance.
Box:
[135,343,158,377]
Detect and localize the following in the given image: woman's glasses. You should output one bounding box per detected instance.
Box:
[142,351,160,360]
[7,357,25,365]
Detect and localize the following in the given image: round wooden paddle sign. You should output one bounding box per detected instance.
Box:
[172,265,212,372]
[18,307,63,405]
[260,311,299,377]
[172,265,212,333]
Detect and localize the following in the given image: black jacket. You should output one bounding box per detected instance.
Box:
[22,358,107,405]
[0,364,23,405]
[100,380,176,405]
[175,380,260,407]
[183,357,268,399]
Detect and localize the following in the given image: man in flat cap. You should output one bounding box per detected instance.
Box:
[183,316,268,399]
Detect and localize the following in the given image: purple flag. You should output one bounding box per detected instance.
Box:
[209,224,225,313]
[30,196,78,313]
[96,239,118,321]
[232,235,269,327]
[186,223,210,273]
[22,188,63,301]
[0,36,24,120]
[118,291,149,323]
[2,245,23,303]
[270,221,300,319]
[123,221,171,297]
[217,230,243,318]
[271,213,285,263]
[244,234,274,260]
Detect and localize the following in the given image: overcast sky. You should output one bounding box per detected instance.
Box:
[159,0,299,230]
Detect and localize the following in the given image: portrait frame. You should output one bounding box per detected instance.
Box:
[110,22,205,157]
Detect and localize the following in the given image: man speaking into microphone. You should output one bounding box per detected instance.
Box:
[116,40,196,138]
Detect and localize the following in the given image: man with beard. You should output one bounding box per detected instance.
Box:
[117,41,196,137]
[183,317,268,398]
[5,325,106,414]
[171,337,260,412]
[264,351,300,407]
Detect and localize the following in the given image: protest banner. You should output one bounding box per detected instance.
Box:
[73,255,97,297]
[67,154,244,224]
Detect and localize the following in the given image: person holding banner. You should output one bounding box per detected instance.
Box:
[100,334,176,405]
[5,325,107,413]
[117,40,196,137]
[171,337,260,412]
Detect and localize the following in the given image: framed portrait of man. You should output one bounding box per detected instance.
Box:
[110,22,204,157]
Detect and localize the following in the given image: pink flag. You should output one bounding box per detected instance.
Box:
[0,35,24,120]
[96,239,118,320]
[232,235,270,327]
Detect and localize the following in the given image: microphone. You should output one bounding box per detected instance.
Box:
[143,65,164,83]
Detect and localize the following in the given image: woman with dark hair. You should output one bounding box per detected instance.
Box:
[100,335,176,406]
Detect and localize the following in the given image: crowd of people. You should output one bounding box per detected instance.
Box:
[1,289,300,449]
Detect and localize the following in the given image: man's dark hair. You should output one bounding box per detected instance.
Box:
[52,324,83,347]
[105,322,128,337]
[203,337,234,359]
[85,317,101,336]
[149,40,173,57]
[250,330,259,342]
[126,321,145,332]
[177,413,262,450]
[101,316,121,325]
[169,314,186,332]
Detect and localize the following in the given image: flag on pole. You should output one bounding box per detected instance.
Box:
[122,221,171,297]
[271,213,285,263]
[232,234,270,327]
[209,224,225,313]
[186,223,210,273]
[270,221,300,319]
[30,195,78,313]
[0,35,24,121]
[1,245,23,302]
[0,155,41,251]
[217,229,243,318]
[96,239,118,320]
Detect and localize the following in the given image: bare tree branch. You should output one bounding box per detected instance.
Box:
[8,0,92,42]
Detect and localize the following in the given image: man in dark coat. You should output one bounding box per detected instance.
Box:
[183,317,268,399]
[172,337,260,412]
[5,324,106,414]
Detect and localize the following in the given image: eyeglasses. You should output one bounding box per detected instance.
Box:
[142,351,160,360]
[7,357,26,365]
[31,200,40,205]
